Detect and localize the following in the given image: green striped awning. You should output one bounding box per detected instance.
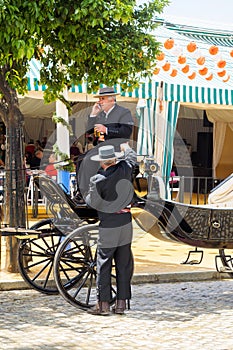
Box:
[162,82,233,105]
[155,18,233,47]
[27,74,233,106]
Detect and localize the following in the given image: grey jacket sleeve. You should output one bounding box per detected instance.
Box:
[123,148,137,168]
[85,174,106,208]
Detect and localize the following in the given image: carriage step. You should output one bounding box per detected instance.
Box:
[218,266,233,273]
[0,227,41,239]
[181,247,204,265]
[215,255,233,274]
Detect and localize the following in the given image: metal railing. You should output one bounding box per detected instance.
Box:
[169,176,221,205]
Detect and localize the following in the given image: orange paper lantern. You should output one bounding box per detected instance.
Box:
[209,45,219,55]
[188,72,196,80]
[170,69,178,77]
[182,64,190,73]
[187,42,197,52]
[205,73,213,81]
[199,67,208,75]
[217,60,226,69]
[157,52,165,61]
[230,50,233,58]
[205,74,213,81]
[223,75,230,82]
[196,56,205,65]
[177,55,186,64]
[162,62,171,71]
[153,68,160,75]
[164,38,174,50]
[217,70,226,77]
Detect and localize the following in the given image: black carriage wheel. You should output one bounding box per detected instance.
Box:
[18,218,64,294]
[218,249,233,276]
[53,224,117,310]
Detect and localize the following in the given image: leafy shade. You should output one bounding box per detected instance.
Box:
[0,0,169,103]
[53,143,75,172]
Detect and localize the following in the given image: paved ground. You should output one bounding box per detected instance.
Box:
[1,280,233,350]
[1,214,233,349]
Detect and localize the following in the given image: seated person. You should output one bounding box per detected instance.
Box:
[30,150,43,170]
[74,86,134,203]
[44,153,58,178]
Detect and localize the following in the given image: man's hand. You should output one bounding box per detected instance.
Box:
[94,124,107,134]
[90,174,106,185]
[120,142,130,153]
[91,102,102,116]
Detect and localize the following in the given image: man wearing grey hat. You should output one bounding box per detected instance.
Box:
[86,142,137,316]
[75,86,134,203]
[87,86,134,144]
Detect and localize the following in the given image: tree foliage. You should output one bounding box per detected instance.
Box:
[0,0,169,102]
[0,0,169,271]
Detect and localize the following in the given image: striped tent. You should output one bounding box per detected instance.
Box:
[26,19,233,190]
[135,21,233,185]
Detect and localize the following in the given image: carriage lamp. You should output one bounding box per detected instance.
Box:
[139,157,159,176]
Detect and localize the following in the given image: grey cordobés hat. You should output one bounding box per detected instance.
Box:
[91,145,123,161]
[94,86,120,98]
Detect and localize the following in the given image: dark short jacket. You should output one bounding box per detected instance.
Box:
[87,104,134,141]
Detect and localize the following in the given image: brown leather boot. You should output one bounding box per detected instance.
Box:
[87,301,110,316]
[112,299,126,315]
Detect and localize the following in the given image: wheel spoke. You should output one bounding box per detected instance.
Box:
[18,219,62,294]
[54,224,116,309]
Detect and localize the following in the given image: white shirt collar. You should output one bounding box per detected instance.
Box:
[105,104,115,118]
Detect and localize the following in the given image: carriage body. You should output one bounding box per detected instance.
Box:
[132,198,233,249]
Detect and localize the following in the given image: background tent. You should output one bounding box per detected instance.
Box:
[136,20,233,183]
[16,18,233,197]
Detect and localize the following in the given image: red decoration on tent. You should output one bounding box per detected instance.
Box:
[205,73,213,81]
[181,64,190,73]
[164,38,174,50]
[162,62,171,71]
[157,52,165,61]
[209,45,219,55]
[177,55,186,64]
[217,70,226,77]
[217,60,226,69]
[199,67,208,75]
[170,69,178,77]
[230,50,233,58]
[188,72,196,80]
[196,56,205,65]
[187,42,197,52]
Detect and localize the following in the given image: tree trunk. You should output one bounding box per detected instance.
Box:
[2,96,26,272]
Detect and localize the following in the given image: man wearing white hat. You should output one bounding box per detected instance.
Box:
[87,86,134,144]
[86,142,137,316]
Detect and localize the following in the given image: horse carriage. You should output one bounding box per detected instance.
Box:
[1,157,233,310]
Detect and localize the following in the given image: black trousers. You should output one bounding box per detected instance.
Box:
[96,221,134,302]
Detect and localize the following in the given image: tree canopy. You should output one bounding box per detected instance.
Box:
[0,0,169,104]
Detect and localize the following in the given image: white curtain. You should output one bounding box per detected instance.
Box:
[206,110,233,177]
[136,99,155,156]
[24,118,43,142]
[212,122,227,177]
[24,117,55,144]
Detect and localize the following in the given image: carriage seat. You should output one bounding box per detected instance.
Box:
[208,173,233,207]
